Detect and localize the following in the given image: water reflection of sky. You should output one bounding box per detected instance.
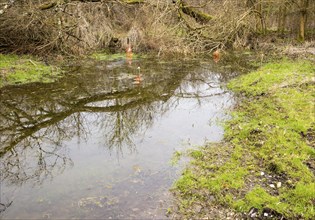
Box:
[0,59,236,219]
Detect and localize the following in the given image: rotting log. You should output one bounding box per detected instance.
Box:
[178,0,212,23]
[38,0,144,10]
[39,2,57,10]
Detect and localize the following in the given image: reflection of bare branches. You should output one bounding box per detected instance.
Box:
[172,68,229,108]
[0,201,13,213]
[0,63,186,186]
[1,139,73,186]
[0,59,236,186]
[187,77,220,88]
[175,91,227,99]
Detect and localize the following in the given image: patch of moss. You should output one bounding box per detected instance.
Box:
[173,59,315,219]
[0,54,61,87]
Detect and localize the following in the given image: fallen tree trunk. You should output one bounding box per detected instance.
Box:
[38,2,57,10]
[178,0,212,23]
[38,0,143,10]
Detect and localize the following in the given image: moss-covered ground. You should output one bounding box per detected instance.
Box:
[0,54,61,87]
[172,59,315,219]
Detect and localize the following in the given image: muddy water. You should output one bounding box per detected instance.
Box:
[0,57,242,219]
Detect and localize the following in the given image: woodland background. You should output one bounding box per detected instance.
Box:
[0,0,314,57]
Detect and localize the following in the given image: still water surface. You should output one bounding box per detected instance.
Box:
[0,58,241,219]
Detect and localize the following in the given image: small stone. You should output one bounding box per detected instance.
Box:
[277,182,282,188]
[250,212,257,218]
[264,212,268,217]
[248,207,259,217]
[194,205,202,213]
[208,195,215,202]
[260,171,265,176]
[270,184,275,188]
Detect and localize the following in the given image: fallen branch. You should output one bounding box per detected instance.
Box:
[39,2,57,10]
[121,0,144,4]
[179,0,212,23]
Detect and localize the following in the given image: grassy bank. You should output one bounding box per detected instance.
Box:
[0,54,61,88]
[172,59,315,219]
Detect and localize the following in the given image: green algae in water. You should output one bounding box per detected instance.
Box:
[90,52,146,61]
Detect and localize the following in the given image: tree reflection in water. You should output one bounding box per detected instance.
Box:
[0,59,240,216]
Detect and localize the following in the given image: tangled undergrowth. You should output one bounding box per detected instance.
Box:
[1,0,314,58]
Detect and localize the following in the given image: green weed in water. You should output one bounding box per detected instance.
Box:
[170,150,183,166]
[90,52,145,61]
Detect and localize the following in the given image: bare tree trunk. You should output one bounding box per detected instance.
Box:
[299,12,306,41]
[277,5,283,32]
[278,2,287,35]
[257,1,266,34]
[246,0,266,34]
[298,0,309,41]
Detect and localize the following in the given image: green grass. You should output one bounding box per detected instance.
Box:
[0,54,61,87]
[173,59,315,219]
